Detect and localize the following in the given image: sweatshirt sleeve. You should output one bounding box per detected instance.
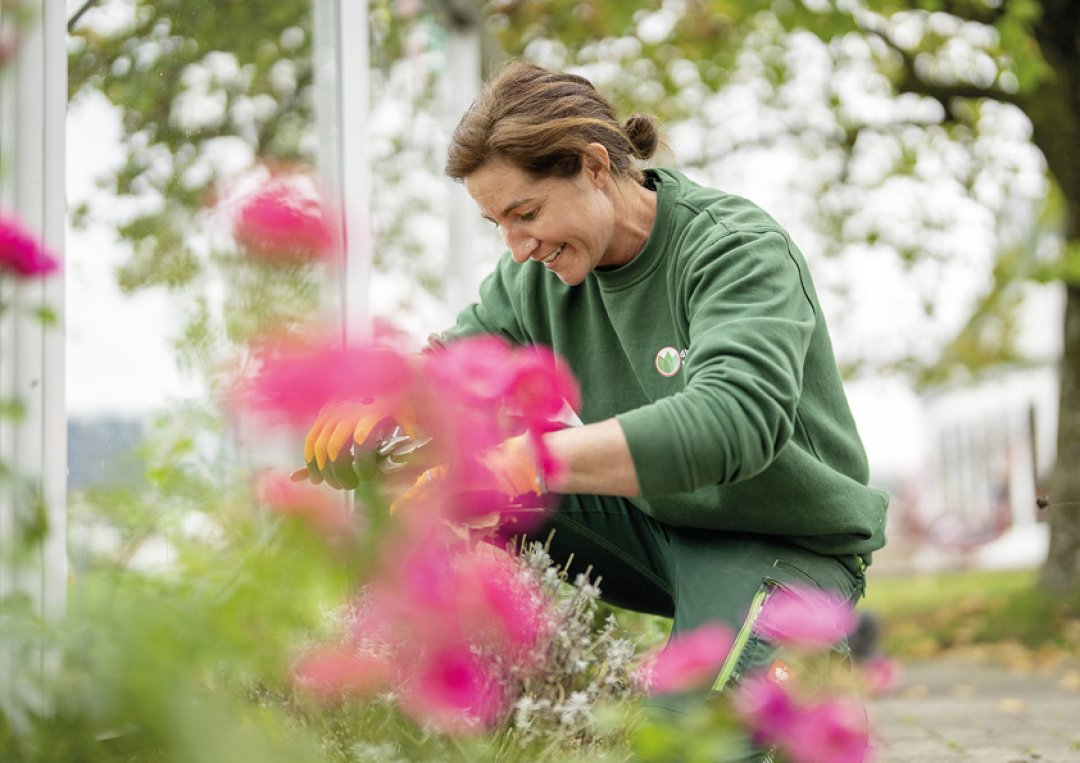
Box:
[616,229,816,496]
[434,253,530,346]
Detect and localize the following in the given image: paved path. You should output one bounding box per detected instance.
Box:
[869,656,1080,762]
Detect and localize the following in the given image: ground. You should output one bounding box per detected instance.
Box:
[870,651,1080,762]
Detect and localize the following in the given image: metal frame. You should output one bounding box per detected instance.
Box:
[313,0,373,343]
[0,0,68,673]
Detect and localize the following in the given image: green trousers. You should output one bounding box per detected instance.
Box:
[521,493,867,722]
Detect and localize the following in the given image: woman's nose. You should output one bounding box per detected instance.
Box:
[509,235,539,264]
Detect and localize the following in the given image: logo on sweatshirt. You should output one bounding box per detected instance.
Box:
[655,346,686,377]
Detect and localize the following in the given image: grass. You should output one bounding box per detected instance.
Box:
[861,568,1080,658]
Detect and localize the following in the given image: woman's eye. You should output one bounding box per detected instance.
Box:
[519,210,538,221]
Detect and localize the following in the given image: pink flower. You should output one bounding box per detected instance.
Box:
[460,551,545,647]
[504,344,580,423]
[644,622,734,694]
[789,696,872,763]
[861,656,902,697]
[0,213,59,276]
[425,335,522,407]
[256,471,358,539]
[293,647,390,699]
[399,641,507,733]
[732,674,801,745]
[755,585,858,651]
[239,336,414,426]
[233,183,336,261]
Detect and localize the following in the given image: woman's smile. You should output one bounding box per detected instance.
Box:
[538,244,564,266]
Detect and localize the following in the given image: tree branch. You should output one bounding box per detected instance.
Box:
[67,0,100,33]
[858,16,1021,117]
[936,0,1009,26]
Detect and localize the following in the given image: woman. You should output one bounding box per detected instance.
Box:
[305,60,888,716]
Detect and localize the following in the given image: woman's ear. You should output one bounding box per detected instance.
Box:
[582,143,611,186]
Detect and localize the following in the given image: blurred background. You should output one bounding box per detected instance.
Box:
[56,0,1071,586]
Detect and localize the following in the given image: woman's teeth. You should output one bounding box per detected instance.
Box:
[541,245,563,264]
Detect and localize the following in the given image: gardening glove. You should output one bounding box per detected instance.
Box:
[388,433,545,516]
[291,397,420,491]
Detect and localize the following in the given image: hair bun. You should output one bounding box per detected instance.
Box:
[624,113,660,160]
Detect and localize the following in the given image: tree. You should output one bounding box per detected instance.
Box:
[484,0,1078,591]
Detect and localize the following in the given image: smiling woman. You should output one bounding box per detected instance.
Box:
[304,60,890,760]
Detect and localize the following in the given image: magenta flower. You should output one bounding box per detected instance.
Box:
[233,183,336,262]
[789,696,872,763]
[504,344,580,423]
[256,471,359,539]
[732,674,801,746]
[755,585,858,651]
[734,675,872,763]
[425,335,522,407]
[643,622,734,694]
[861,655,901,697]
[399,641,507,733]
[293,647,390,699]
[0,212,59,277]
[239,336,415,426]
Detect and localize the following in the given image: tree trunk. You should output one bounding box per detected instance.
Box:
[1039,284,1080,592]
[1030,0,1080,594]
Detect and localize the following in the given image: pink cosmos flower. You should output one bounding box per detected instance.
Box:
[789,696,872,763]
[861,655,902,697]
[239,336,414,426]
[504,344,580,423]
[293,646,390,699]
[424,335,522,407]
[256,471,358,539]
[732,674,801,746]
[755,585,858,652]
[371,529,544,649]
[734,675,872,763]
[399,641,507,733]
[233,182,336,262]
[644,622,734,694]
[0,213,59,276]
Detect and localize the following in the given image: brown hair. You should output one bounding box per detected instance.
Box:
[445,60,662,184]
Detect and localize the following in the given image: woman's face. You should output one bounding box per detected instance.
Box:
[465,155,616,287]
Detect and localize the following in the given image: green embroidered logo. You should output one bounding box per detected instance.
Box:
[655,346,683,377]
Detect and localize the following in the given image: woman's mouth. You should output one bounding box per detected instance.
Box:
[539,244,564,266]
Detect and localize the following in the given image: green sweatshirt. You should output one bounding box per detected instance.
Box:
[442,168,888,558]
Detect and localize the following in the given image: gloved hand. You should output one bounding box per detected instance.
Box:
[291,397,420,490]
[389,434,545,516]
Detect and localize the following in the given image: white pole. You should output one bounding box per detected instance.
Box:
[314,0,373,343]
[0,0,68,688]
[444,21,482,309]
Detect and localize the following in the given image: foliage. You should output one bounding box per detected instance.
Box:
[487,0,1056,386]
[863,568,1080,657]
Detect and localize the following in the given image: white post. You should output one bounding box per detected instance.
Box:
[313,0,372,344]
[0,0,68,687]
[442,6,482,309]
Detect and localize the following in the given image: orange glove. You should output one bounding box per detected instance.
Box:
[389,434,545,515]
[292,397,420,490]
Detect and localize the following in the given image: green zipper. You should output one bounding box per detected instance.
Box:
[712,580,776,693]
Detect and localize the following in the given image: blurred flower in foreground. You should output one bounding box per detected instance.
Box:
[0,211,59,276]
[734,676,872,763]
[640,622,734,695]
[239,337,414,426]
[399,641,506,733]
[755,585,858,652]
[861,655,902,697]
[293,531,544,733]
[256,471,359,540]
[232,179,336,262]
[293,647,390,700]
